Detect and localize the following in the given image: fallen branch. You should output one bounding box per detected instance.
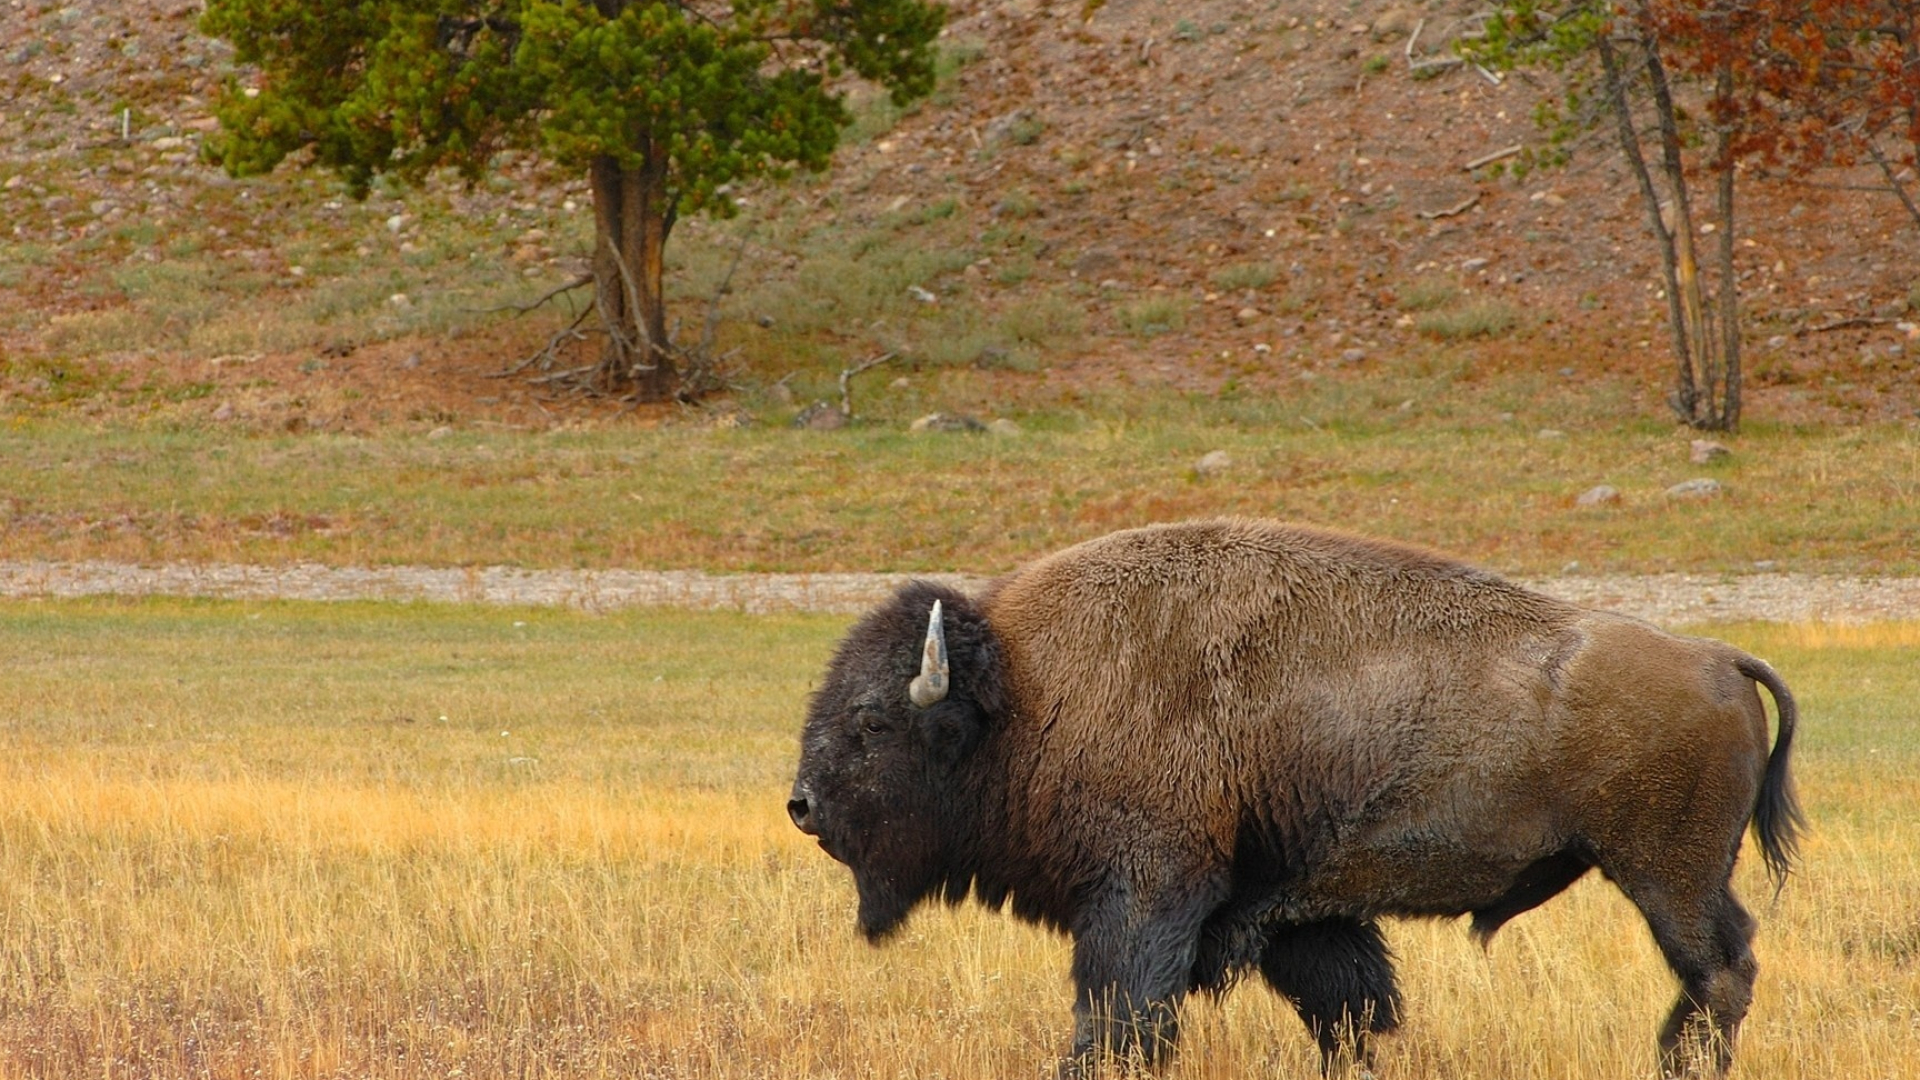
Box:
[467,273,592,316]
[839,352,898,418]
[529,363,600,386]
[1417,192,1482,219]
[1463,143,1523,172]
[1403,18,1465,75]
[1800,316,1891,336]
[489,306,592,379]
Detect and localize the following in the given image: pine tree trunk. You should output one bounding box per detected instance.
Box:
[588,149,676,402]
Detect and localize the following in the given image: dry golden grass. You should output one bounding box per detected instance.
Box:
[1,602,1915,1077]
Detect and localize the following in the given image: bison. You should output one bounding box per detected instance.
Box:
[788,520,1802,1076]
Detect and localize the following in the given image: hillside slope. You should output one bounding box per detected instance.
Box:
[2,0,1915,425]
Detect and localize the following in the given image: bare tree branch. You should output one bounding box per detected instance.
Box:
[467,274,594,317]
[838,352,898,419]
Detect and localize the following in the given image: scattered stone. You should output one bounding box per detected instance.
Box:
[1689,439,1731,464]
[794,401,848,430]
[1666,478,1724,499]
[427,425,454,440]
[1338,347,1367,365]
[907,284,938,304]
[909,412,986,433]
[988,418,1023,438]
[1235,307,1261,326]
[1461,257,1490,273]
[888,377,911,391]
[1195,450,1233,478]
[210,401,234,422]
[1575,485,1620,507]
[1536,428,1566,439]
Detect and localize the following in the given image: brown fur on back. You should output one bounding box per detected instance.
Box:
[975,520,1769,928]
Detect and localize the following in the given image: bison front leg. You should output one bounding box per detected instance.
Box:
[1259,918,1402,1074]
[1059,883,1218,1077]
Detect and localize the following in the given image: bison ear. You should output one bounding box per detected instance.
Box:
[919,703,985,767]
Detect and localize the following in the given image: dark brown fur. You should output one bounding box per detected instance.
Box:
[789,520,1802,1076]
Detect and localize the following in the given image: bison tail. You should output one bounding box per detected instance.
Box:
[1737,655,1806,888]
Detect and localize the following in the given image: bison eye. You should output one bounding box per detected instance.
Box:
[851,705,890,736]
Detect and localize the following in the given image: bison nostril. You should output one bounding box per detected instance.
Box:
[787,796,816,833]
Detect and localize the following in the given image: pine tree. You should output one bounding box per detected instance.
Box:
[200,0,944,401]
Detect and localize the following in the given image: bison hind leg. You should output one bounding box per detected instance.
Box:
[1643,885,1758,1077]
[1469,847,1594,945]
[1258,918,1401,1074]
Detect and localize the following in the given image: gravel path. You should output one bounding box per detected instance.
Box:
[3,560,1918,624]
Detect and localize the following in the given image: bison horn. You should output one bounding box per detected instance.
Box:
[908,600,950,707]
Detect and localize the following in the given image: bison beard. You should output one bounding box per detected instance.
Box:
[789,520,1803,1077]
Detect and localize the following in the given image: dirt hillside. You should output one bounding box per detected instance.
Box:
[2,0,1916,425]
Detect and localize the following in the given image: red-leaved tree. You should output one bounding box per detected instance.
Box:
[1691,0,1920,230]
[1470,0,1917,431]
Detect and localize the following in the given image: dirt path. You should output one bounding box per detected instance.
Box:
[3,560,1917,624]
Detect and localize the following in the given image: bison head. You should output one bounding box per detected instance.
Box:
[788,581,1007,940]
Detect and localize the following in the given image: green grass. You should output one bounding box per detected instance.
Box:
[1115,294,1190,338]
[1,411,1915,575]
[1397,276,1463,312]
[0,598,1914,1077]
[1209,261,1280,292]
[1414,298,1524,340]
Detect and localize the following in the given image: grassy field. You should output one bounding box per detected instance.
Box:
[3,411,1917,576]
[2,598,1915,1078]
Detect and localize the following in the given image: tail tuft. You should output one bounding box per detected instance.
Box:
[1737,656,1805,887]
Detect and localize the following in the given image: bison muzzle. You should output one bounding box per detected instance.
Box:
[789,520,1802,1076]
